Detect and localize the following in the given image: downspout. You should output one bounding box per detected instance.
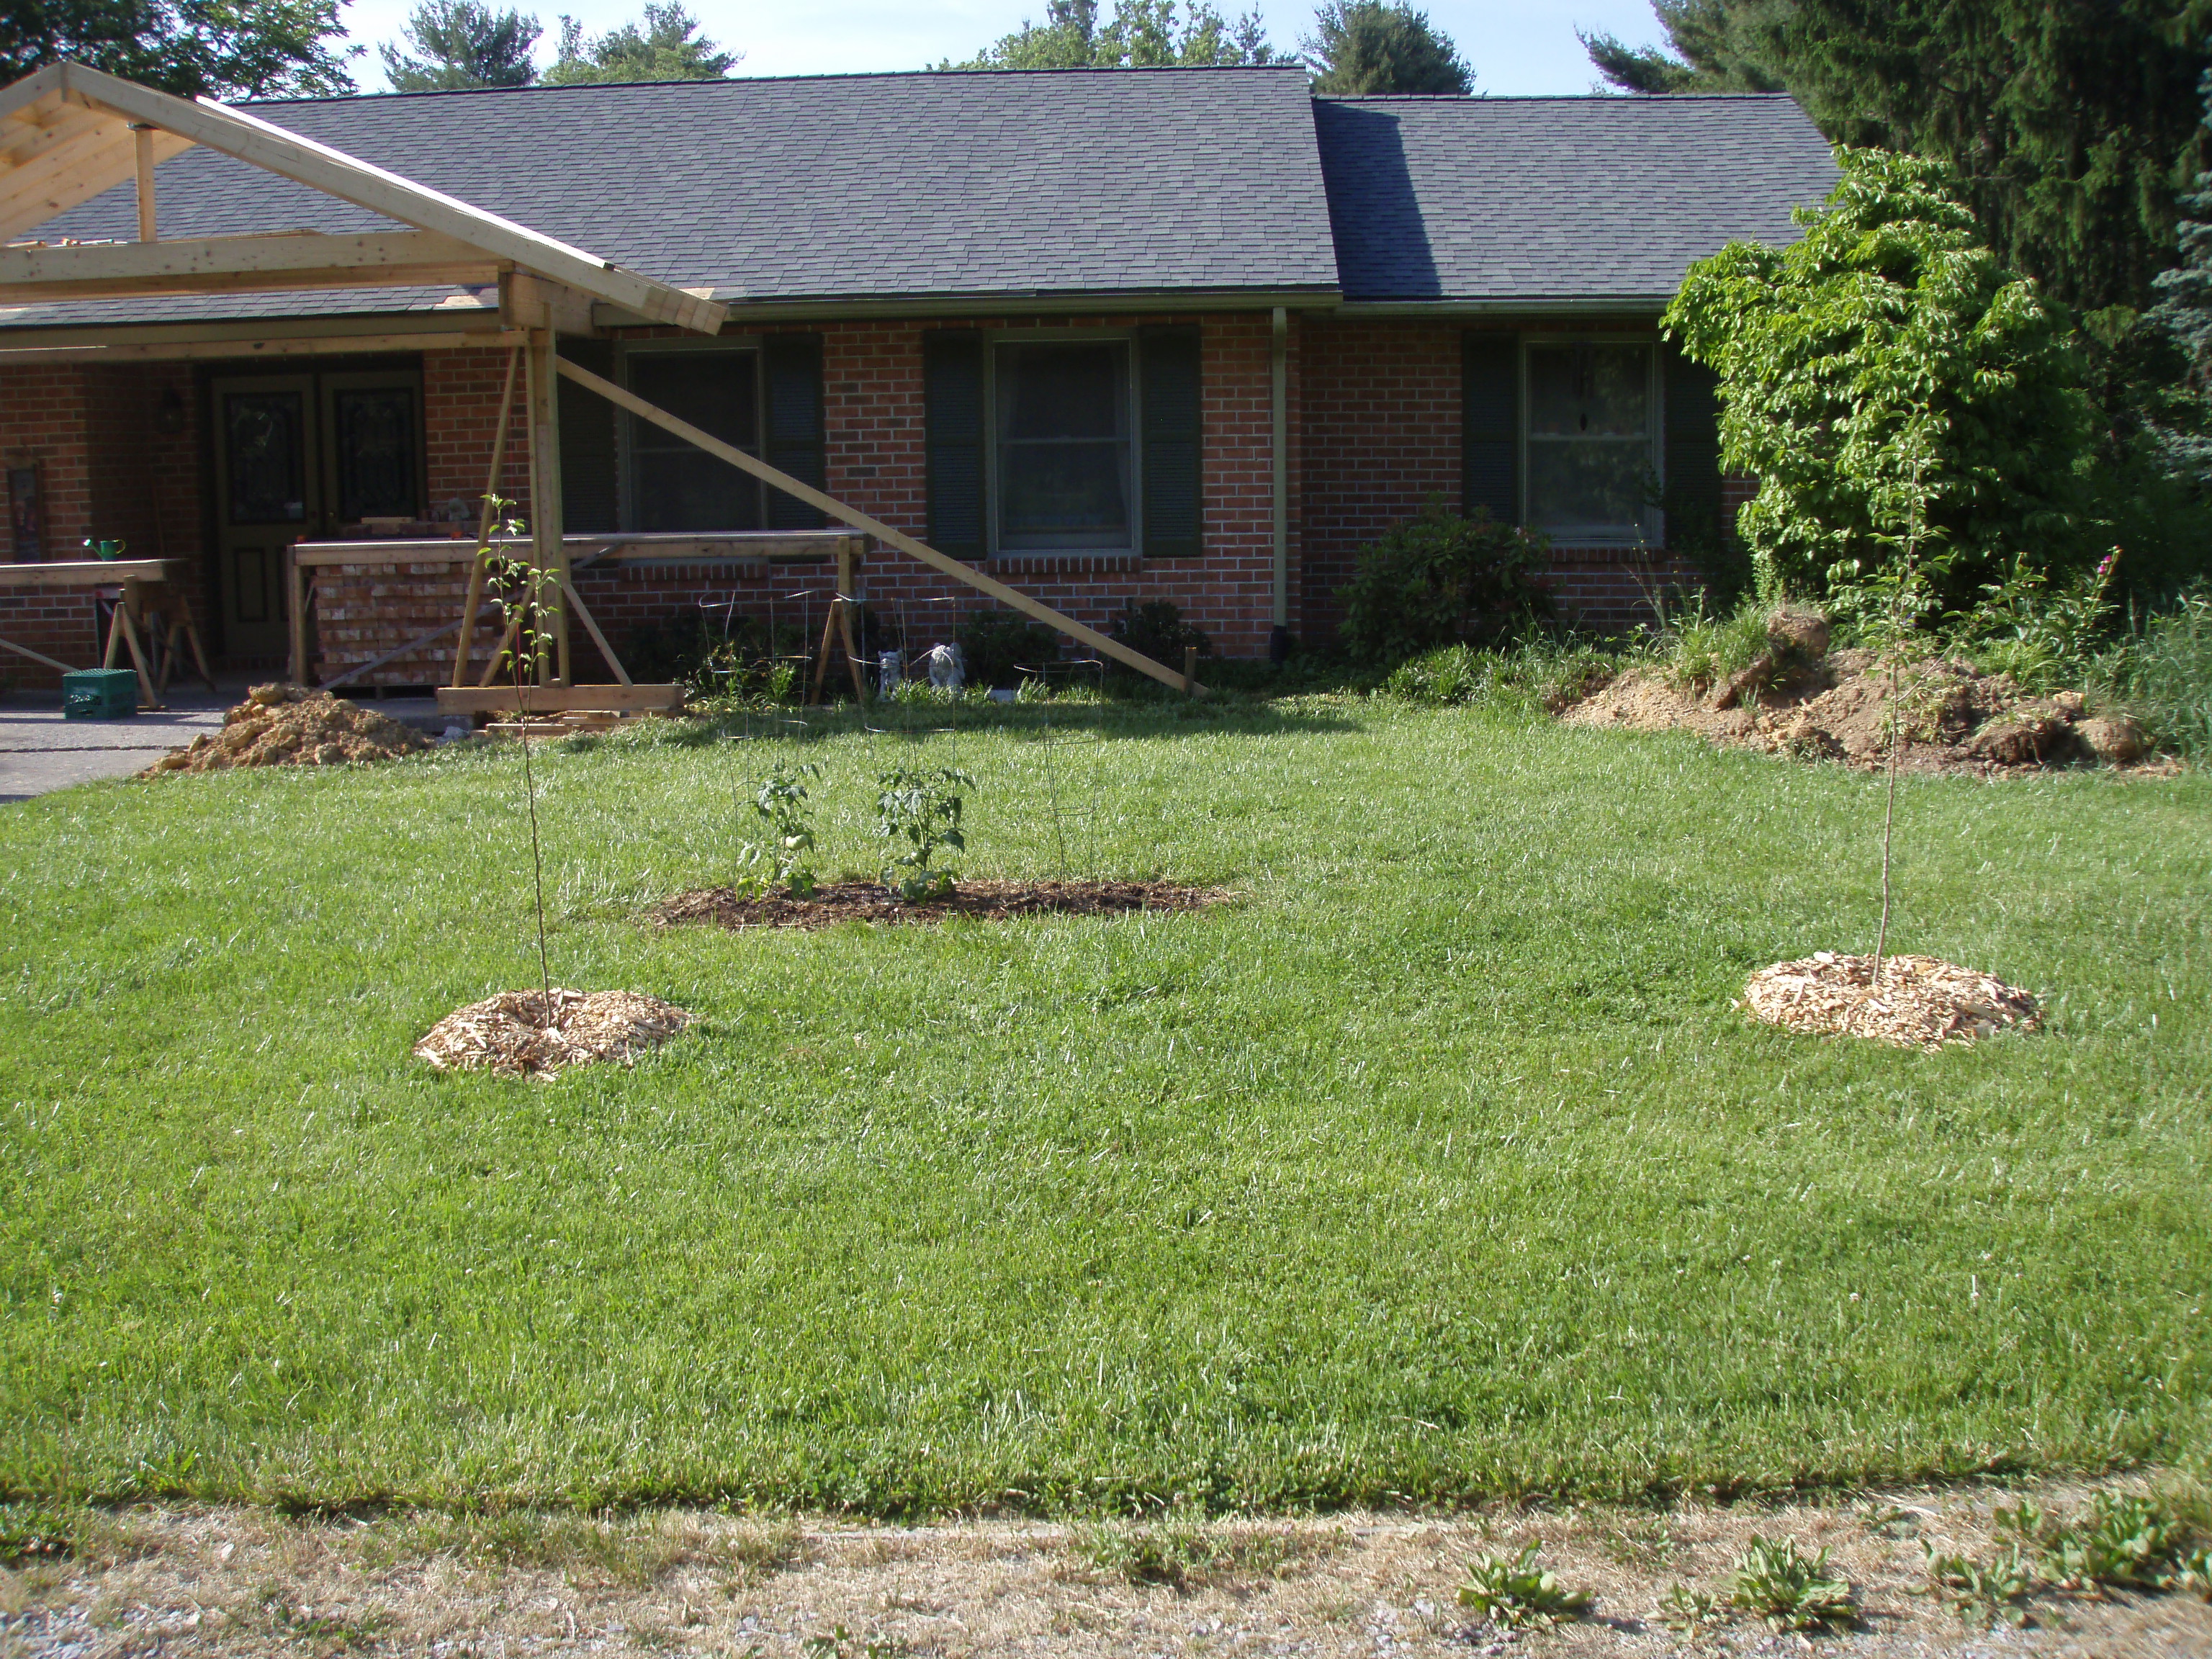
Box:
[1270,305,1291,662]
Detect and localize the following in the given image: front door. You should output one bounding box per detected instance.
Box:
[211,374,315,660]
[210,368,425,661]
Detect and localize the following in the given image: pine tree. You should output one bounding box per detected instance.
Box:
[1582,0,2212,318]
[1303,0,1470,94]
[379,0,539,91]
[545,2,736,84]
[2152,69,2212,484]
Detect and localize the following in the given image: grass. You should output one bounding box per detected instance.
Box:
[1,695,2208,1513]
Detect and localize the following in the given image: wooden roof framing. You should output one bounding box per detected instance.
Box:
[0,60,726,333]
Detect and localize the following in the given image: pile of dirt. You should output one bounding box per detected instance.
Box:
[1742,952,2041,1049]
[140,683,430,776]
[655,878,1228,932]
[413,989,692,1078]
[1564,612,2155,775]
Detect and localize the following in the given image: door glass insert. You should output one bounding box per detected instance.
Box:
[223,391,307,523]
[628,351,760,531]
[331,386,418,521]
[995,342,1130,550]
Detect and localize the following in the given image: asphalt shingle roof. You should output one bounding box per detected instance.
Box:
[16,66,1339,325]
[1313,94,1838,303]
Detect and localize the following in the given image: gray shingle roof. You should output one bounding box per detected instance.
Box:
[9,66,1339,328]
[1313,94,1838,303]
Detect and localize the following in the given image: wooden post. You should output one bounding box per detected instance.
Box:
[287,544,307,686]
[523,326,567,684]
[108,577,160,708]
[457,345,523,685]
[132,125,156,242]
[1182,645,1197,696]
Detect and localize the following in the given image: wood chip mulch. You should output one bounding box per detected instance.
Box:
[1741,952,2040,1050]
[413,989,693,1078]
[654,878,1229,932]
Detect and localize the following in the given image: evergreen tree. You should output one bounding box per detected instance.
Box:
[1582,0,2212,318]
[379,1,539,91]
[545,2,736,84]
[950,0,1282,70]
[1303,0,1470,93]
[0,0,356,98]
[2152,68,2212,485]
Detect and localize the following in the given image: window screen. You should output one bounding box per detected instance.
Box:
[994,341,1132,551]
[626,350,760,532]
[1525,343,1655,541]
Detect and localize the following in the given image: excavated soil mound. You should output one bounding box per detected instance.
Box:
[413,989,692,1079]
[1565,625,2157,776]
[1742,952,2040,1049]
[656,878,1228,932]
[141,683,429,776]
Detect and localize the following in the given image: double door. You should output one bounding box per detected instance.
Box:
[210,369,423,659]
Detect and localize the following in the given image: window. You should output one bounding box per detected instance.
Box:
[624,348,762,532]
[1523,341,1658,544]
[994,341,1133,551]
[925,330,1201,559]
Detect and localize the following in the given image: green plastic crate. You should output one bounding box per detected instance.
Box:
[62,667,138,720]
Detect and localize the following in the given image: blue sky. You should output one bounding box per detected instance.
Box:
[338,0,1668,92]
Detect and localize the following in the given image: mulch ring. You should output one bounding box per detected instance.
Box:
[413,989,692,1079]
[654,878,1229,932]
[1741,952,2040,1050]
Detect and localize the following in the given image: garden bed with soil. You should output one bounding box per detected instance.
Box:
[138,683,428,775]
[654,878,1228,931]
[1563,621,2165,777]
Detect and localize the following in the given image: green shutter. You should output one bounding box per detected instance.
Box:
[1462,332,1518,524]
[1662,344,1723,548]
[763,333,825,530]
[557,338,619,533]
[1138,325,1202,559]
[923,331,986,558]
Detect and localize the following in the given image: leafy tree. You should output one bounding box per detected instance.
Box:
[1303,0,1470,95]
[0,0,357,98]
[379,0,539,91]
[1665,148,2094,612]
[545,2,736,84]
[1583,0,2212,318]
[949,0,1282,70]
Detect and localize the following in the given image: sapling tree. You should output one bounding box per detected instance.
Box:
[874,765,974,901]
[480,501,561,1022]
[739,760,824,897]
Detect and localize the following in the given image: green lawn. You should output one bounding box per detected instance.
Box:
[2,698,2207,1512]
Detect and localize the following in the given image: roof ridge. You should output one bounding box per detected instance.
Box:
[1315,91,1802,104]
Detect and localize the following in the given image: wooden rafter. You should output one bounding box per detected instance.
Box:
[0,60,727,335]
[0,229,503,300]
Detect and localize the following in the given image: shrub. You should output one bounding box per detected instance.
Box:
[626,610,806,703]
[954,608,1063,691]
[1666,148,2095,614]
[1337,500,1552,664]
[1107,601,1213,681]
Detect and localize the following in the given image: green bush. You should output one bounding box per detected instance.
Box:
[1107,601,1213,681]
[1666,148,2095,613]
[1380,638,1614,714]
[624,610,807,703]
[1337,500,1553,664]
[2100,587,2212,760]
[954,608,1064,691]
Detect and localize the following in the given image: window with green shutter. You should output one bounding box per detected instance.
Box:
[1138,326,1202,559]
[763,333,825,530]
[924,331,987,558]
[1462,332,1518,524]
[1661,345,1723,550]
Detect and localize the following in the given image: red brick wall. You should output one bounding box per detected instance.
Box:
[424,347,531,515]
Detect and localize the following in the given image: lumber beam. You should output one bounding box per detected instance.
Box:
[132,122,153,239]
[8,60,724,333]
[524,325,568,682]
[0,229,503,301]
[0,328,524,364]
[554,358,1205,694]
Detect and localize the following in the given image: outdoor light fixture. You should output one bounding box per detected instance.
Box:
[151,386,186,436]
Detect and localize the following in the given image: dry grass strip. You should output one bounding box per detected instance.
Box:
[1743,952,2041,1050]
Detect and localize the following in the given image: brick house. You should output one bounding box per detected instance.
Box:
[0,67,1835,688]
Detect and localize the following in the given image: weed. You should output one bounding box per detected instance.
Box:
[1655,1581,1722,1639]
[740,761,824,897]
[804,1622,907,1657]
[1072,1517,1323,1591]
[874,765,972,901]
[1653,593,1771,693]
[1729,1534,1853,1632]
[2100,584,2212,761]
[1923,1542,2032,1627]
[1455,1543,1592,1629]
[0,1501,76,1565]
[2038,1493,2192,1591]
